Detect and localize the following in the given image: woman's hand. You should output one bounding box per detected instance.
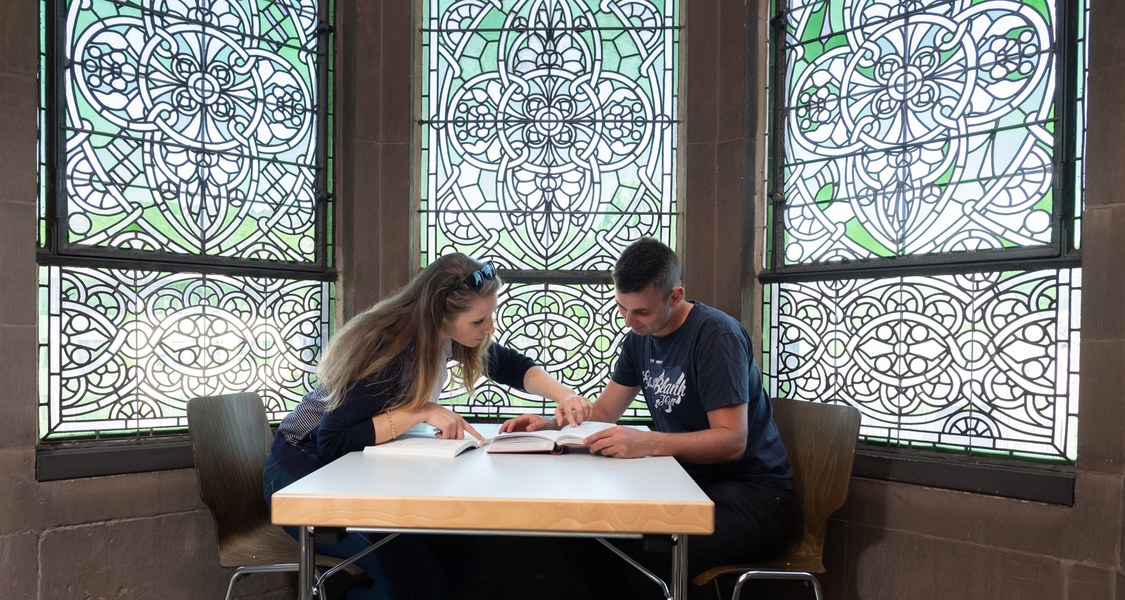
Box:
[499,413,557,434]
[554,394,593,427]
[421,403,483,441]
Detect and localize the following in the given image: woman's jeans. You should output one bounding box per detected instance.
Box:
[263,452,478,599]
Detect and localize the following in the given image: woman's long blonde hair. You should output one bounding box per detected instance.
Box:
[318,253,501,412]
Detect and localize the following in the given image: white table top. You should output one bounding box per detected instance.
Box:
[272,424,714,535]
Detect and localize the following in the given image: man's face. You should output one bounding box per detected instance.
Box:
[614,284,683,337]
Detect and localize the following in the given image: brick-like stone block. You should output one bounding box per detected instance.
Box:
[838,473,1121,565]
[0,453,207,534]
[1065,562,1114,599]
[0,326,37,449]
[846,525,1065,600]
[0,200,38,327]
[0,532,37,600]
[39,512,290,599]
[1076,339,1125,473]
[0,2,37,77]
[1079,205,1125,340]
[685,1,719,145]
[0,74,38,207]
[1085,67,1125,207]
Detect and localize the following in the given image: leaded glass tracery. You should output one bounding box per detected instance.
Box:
[766,0,1085,463]
[61,0,324,263]
[420,0,679,270]
[763,269,1079,459]
[38,266,329,439]
[778,0,1062,266]
[39,0,333,441]
[421,0,680,417]
[439,283,648,418]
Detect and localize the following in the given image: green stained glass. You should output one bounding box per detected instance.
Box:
[38,0,335,441]
[421,0,680,270]
[60,0,324,264]
[780,0,1060,265]
[766,0,1086,464]
[421,0,681,420]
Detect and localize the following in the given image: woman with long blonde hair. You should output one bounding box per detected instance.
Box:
[263,253,591,598]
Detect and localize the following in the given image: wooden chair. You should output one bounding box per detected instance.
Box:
[692,398,862,600]
[187,392,362,600]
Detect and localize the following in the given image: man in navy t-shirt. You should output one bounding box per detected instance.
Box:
[503,238,795,595]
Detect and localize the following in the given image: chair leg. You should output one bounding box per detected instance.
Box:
[224,564,300,600]
[224,572,241,600]
[731,570,822,600]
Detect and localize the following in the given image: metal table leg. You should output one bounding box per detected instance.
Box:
[671,534,688,600]
[298,525,315,600]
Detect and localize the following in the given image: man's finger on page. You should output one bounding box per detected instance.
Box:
[464,422,484,441]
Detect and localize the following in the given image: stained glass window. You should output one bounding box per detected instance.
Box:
[420,0,680,416]
[764,0,1085,462]
[38,0,333,440]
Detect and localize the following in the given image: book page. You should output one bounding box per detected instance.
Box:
[554,421,615,445]
[364,436,485,458]
[487,421,616,453]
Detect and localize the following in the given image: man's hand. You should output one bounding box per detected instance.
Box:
[585,426,652,459]
[498,413,559,434]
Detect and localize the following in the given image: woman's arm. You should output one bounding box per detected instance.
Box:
[521,366,593,426]
[315,374,400,461]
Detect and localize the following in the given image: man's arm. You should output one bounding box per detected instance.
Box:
[586,403,748,462]
[588,379,637,423]
[499,379,638,433]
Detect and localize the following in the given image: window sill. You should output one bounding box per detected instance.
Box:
[36,435,194,481]
[35,434,1075,506]
[853,446,1075,505]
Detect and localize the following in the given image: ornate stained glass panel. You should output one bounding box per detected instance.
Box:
[38,265,329,439]
[61,0,324,263]
[420,0,680,270]
[762,268,1081,461]
[40,0,332,441]
[440,282,650,419]
[767,0,1084,463]
[778,0,1061,266]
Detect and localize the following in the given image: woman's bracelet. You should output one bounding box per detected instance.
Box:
[386,410,398,439]
[560,393,583,404]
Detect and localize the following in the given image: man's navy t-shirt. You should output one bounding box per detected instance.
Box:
[611,301,792,486]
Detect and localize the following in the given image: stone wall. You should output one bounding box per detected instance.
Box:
[0,1,1121,599]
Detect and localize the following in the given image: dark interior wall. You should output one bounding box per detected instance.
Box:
[0,2,1122,600]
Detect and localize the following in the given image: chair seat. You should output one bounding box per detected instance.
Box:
[219,525,364,575]
[218,524,303,567]
[692,553,825,587]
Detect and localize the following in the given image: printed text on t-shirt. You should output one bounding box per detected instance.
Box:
[643,365,686,413]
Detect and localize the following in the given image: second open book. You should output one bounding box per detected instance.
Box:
[363,421,616,458]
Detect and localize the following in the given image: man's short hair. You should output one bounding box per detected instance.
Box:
[612,237,681,298]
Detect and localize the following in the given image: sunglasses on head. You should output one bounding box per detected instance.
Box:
[461,261,496,292]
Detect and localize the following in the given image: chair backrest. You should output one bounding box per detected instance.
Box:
[771,397,862,572]
[187,392,274,547]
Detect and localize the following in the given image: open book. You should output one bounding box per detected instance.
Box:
[486,421,616,454]
[364,435,485,458]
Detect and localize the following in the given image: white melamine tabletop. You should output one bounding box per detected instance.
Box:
[272,423,714,535]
